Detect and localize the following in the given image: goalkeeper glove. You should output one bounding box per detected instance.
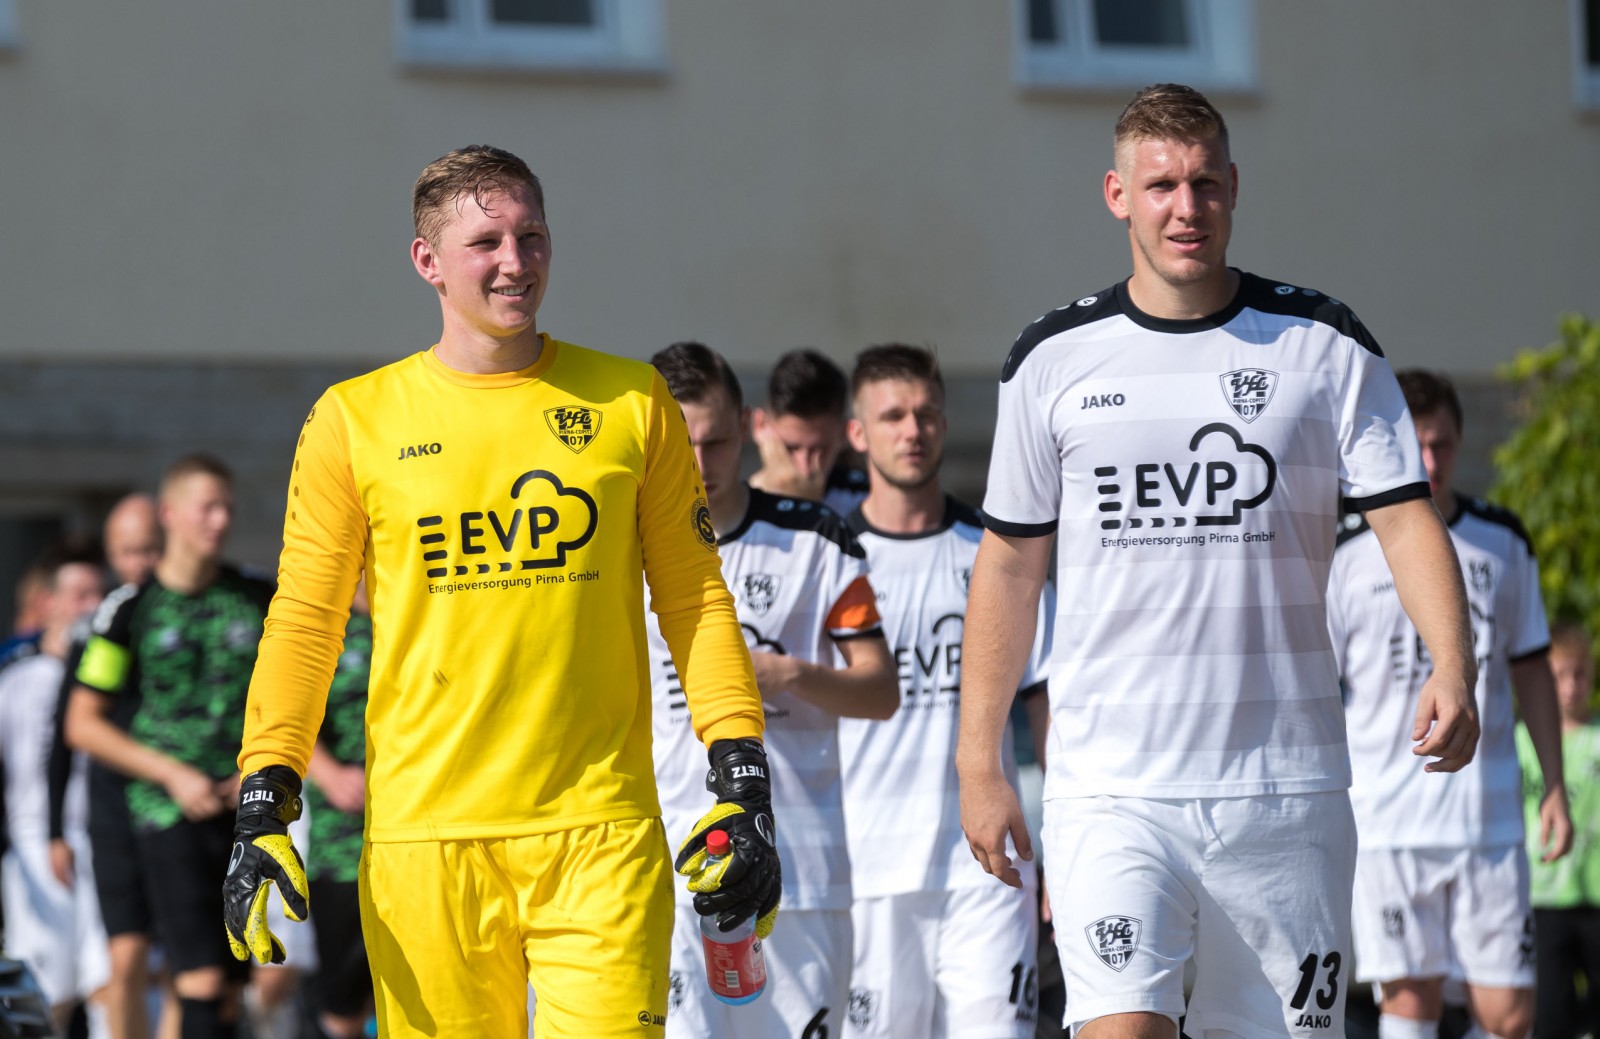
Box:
[222,765,309,965]
[674,737,781,938]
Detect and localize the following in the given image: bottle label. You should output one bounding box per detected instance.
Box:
[702,933,766,1003]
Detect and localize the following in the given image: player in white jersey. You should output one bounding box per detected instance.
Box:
[0,546,112,1036]
[957,84,1481,1039]
[648,342,898,1039]
[749,347,871,516]
[1328,370,1569,1039]
[835,344,1053,1038]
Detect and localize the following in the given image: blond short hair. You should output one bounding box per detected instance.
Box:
[412,145,544,244]
[1114,83,1230,168]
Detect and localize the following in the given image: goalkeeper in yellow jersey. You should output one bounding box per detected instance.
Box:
[222,146,775,1039]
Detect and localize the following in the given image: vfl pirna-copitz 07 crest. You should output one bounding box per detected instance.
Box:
[1220,368,1278,423]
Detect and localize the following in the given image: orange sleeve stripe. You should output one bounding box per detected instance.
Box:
[826,575,881,634]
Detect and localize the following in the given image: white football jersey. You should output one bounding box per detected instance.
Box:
[651,488,882,911]
[982,273,1427,800]
[838,497,1052,897]
[1329,496,1549,848]
[0,654,88,844]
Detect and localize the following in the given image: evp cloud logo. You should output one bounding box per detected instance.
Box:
[416,470,597,579]
[1095,423,1277,531]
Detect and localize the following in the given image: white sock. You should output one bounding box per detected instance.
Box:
[85,1000,113,1039]
[1379,1014,1440,1039]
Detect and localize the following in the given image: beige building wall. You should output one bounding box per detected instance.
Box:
[0,1,1594,375]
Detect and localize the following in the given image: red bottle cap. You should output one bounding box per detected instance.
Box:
[705,829,731,857]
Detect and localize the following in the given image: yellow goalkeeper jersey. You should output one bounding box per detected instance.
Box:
[239,338,763,842]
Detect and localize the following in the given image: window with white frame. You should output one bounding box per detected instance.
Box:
[1015,0,1255,93]
[398,0,665,74]
[0,1,18,51]
[1577,0,1600,108]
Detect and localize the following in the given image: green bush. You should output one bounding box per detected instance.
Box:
[1490,314,1600,640]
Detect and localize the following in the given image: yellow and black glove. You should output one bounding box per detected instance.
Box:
[222,765,309,965]
[674,738,781,938]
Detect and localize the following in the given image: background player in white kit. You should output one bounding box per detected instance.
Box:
[648,341,898,1039]
[837,344,1053,1038]
[957,83,1480,1039]
[1328,370,1570,1039]
[1,545,112,1036]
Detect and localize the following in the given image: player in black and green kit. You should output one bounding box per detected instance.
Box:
[66,455,275,1039]
[302,585,373,1039]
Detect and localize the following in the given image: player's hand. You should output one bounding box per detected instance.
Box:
[959,766,1032,889]
[165,762,226,821]
[1412,670,1479,772]
[1538,781,1574,863]
[747,649,799,699]
[223,765,309,965]
[49,839,75,888]
[319,763,366,815]
[674,738,781,938]
[749,411,825,501]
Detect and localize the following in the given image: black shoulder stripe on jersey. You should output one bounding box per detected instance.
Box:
[1000,288,1121,383]
[738,488,867,559]
[1456,496,1537,556]
[979,511,1059,538]
[1342,481,1430,515]
[831,626,885,642]
[1237,272,1384,357]
[1334,511,1373,548]
[826,465,869,493]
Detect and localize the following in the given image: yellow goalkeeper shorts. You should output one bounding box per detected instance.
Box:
[360,817,673,1038]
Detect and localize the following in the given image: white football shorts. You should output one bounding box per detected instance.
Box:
[666,904,850,1039]
[1351,844,1533,989]
[843,881,1040,1039]
[1,836,111,1005]
[1044,792,1356,1038]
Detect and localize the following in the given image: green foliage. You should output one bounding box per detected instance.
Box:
[1490,314,1600,642]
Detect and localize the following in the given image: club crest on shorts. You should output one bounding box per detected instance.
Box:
[667,970,686,1012]
[848,988,879,1029]
[1219,368,1279,423]
[1382,905,1405,939]
[1086,915,1141,972]
[741,573,781,616]
[544,405,602,453]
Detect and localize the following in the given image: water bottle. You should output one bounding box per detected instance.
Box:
[699,829,768,1005]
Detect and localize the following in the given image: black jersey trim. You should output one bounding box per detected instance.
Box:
[978,511,1058,538]
[1334,511,1373,548]
[830,626,886,642]
[1453,495,1537,556]
[1114,275,1251,334]
[845,496,983,542]
[1343,482,1430,514]
[1000,288,1121,383]
[720,487,867,559]
[1017,679,1048,702]
[826,465,870,494]
[1510,643,1552,665]
[1234,272,1385,357]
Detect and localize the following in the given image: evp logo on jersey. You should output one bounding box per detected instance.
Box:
[1095,423,1277,531]
[544,406,601,453]
[416,469,597,579]
[1220,368,1278,423]
[1086,916,1141,972]
[741,574,781,616]
[894,612,963,704]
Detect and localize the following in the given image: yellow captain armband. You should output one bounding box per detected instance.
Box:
[77,636,130,692]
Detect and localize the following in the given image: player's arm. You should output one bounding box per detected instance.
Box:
[1512,651,1571,862]
[45,638,81,842]
[750,633,897,720]
[957,528,1052,889]
[306,740,364,816]
[1364,497,1479,771]
[65,683,225,820]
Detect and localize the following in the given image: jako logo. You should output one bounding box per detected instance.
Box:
[1095,423,1277,531]
[397,442,443,460]
[416,470,598,579]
